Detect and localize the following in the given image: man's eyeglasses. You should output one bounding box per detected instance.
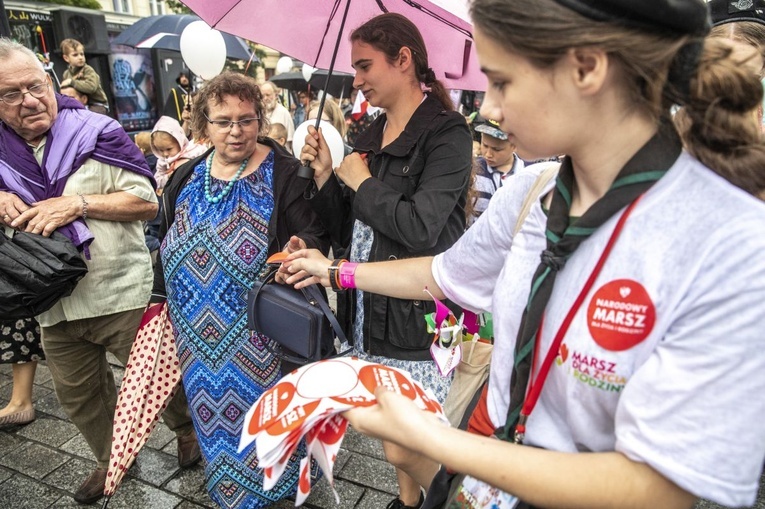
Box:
[0,82,50,106]
[203,113,260,130]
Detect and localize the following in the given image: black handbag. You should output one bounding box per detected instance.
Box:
[247,269,349,365]
[0,229,88,318]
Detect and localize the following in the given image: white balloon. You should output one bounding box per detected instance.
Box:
[301,63,317,82]
[180,21,227,80]
[293,120,345,170]
[275,56,293,74]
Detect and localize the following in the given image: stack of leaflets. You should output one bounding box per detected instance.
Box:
[239,357,446,506]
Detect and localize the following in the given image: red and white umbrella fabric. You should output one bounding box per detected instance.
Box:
[101,302,183,507]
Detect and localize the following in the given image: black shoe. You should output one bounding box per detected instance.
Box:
[386,491,425,509]
[74,467,107,504]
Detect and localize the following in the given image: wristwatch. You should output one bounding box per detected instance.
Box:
[328,259,346,292]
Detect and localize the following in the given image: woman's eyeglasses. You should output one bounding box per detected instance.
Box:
[0,82,50,106]
[203,112,260,130]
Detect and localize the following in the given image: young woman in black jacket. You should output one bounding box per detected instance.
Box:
[300,13,473,509]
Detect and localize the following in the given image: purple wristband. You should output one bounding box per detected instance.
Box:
[339,262,359,289]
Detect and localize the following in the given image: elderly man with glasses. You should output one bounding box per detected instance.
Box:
[0,39,199,505]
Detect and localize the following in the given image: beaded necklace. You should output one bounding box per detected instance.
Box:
[204,150,249,204]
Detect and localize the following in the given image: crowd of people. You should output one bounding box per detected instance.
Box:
[2,0,765,508]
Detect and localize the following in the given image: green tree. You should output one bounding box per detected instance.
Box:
[223,43,264,77]
[165,0,192,14]
[38,0,102,9]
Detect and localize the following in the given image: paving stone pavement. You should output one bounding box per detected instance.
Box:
[1,361,764,509]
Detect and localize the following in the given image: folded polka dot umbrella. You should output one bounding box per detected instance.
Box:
[101,302,182,508]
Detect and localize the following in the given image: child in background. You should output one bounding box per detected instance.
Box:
[135,131,161,257]
[134,131,158,174]
[469,120,524,225]
[150,116,207,191]
[268,122,288,147]
[59,38,110,115]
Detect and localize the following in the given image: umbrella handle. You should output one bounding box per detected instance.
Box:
[297,0,354,180]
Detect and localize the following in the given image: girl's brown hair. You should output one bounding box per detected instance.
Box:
[710,21,765,74]
[470,0,765,195]
[350,13,453,111]
[190,71,269,141]
[308,99,347,137]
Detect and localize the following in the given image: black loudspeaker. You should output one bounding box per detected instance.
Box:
[51,9,110,55]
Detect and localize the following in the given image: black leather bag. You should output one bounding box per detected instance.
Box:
[247,269,349,365]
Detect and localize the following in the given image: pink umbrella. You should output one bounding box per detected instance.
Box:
[180,0,485,91]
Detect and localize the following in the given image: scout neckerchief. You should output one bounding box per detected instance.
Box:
[500,122,682,442]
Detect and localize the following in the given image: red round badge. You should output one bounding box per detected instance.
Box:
[586,279,655,351]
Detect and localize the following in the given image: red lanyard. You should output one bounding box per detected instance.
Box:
[514,196,643,444]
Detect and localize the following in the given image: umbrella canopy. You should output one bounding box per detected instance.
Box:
[270,71,309,91]
[184,0,485,91]
[0,230,88,319]
[112,14,253,61]
[310,70,355,99]
[102,302,182,507]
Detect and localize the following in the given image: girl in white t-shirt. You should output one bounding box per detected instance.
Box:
[281,0,765,507]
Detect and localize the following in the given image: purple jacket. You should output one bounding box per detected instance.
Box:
[0,94,154,252]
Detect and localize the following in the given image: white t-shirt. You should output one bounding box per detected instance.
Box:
[433,152,765,507]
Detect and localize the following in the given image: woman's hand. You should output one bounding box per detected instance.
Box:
[281,248,333,289]
[336,152,372,192]
[274,236,307,284]
[300,126,334,189]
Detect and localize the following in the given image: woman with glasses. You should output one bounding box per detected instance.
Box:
[150,71,328,509]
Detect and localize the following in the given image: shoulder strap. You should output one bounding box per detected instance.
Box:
[303,283,349,347]
[513,163,560,236]
[172,89,181,120]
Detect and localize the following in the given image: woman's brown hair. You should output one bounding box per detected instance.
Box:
[470,0,765,195]
[350,13,453,111]
[190,71,270,141]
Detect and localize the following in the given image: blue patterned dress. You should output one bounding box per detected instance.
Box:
[161,151,304,508]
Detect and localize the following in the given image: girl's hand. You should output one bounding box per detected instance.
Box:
[300,126,334,189]
[342,388,443,448]
[281,248,333,288]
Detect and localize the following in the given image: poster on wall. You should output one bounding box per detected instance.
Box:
[109,45,157,132]
[6,10,55,61]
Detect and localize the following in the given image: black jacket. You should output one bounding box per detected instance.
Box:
[151,138,329,301]
[306,95,473,360]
